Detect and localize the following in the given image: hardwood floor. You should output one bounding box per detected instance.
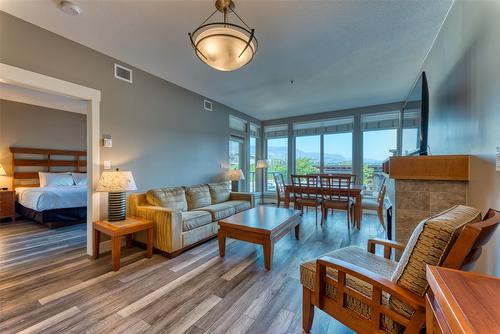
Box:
[0,209,385,334]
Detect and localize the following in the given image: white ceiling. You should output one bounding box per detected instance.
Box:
[0,0,452,121]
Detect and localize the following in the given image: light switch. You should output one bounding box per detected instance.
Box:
[103,138,112,148]
[104,161,111,170]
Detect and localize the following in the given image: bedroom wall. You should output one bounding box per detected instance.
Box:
[422,0,500,276]
[0,12,260,194]
[0,100,86,189]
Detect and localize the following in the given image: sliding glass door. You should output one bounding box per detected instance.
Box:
[229,137,243,171]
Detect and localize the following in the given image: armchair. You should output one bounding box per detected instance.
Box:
[301,206,500,334]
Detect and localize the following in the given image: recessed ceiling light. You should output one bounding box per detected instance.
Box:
[59,1,81,16]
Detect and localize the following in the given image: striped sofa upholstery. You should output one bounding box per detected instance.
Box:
[129,181,255,256]
[300,205,482,334]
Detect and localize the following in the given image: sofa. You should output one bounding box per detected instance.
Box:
[128,181,255,257]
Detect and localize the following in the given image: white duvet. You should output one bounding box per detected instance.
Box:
[16,186,87,211]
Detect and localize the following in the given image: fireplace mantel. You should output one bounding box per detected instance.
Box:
[387,155,470,181]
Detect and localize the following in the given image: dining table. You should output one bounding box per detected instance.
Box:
[283,184,363,229]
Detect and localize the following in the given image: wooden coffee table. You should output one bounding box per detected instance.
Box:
[218,206,302,270]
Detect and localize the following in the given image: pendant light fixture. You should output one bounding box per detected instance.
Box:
[189,0,258,72]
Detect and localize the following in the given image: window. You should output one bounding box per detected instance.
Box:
[249,136,257,192]
[324,132,353,174]
[264,124,288,192]
[229,137,243,171]
[402,110,421,155]
[362,112,399,191]
[266,138,288,191]
[295,135,320,174]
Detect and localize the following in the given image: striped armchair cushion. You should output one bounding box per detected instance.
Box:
[146,187,187,212]
[390,205,481,316]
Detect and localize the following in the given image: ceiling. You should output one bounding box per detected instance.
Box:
[0,0,452,121]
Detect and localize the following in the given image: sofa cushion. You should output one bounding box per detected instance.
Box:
[185,184,212,210]
[194,202,236,221]
[208,181,231,204]
[181,210,212,232]
[146,187,187,212]
[389,205,481,317]
[225,200,251,213]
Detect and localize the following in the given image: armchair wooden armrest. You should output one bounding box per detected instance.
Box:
[315,256,425,331]
[367,238,405,259]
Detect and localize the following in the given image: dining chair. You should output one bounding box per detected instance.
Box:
[319,174,354,228]
[362,183,387,230]
[273,172,287,208]
[291,175,322,225]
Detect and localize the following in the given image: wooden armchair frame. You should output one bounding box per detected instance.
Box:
[303,209,500,334]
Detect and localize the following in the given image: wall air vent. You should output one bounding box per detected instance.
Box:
[204,99,213,111]
[114,64,133,83]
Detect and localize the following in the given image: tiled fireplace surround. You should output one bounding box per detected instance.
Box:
[390,179,468,245]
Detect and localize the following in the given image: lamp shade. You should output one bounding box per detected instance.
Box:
[0,163,6,176]
[256,160,269,169]
[193,26,256,72]
[228,169,245,181]
[96,171,137,193]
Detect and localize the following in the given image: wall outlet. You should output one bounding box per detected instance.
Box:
[104,160,111,170]
[496,146,500,172]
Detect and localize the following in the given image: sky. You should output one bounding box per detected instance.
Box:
[260,128,418,163]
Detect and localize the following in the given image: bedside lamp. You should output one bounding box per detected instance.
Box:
[228,169,245,192]
[96,170,137,221]
[0,163,8,191]
[256,160,269,205]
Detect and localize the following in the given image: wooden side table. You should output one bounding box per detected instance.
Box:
[0,190,16,221]
[426,266,500,334]
[93,217,154,271]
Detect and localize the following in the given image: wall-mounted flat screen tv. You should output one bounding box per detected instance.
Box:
[402,72,429,156]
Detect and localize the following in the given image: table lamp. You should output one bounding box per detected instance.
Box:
[96,169,137,221]
[228,169,245,192]
[256,160,269,204]
[0,163,7,190]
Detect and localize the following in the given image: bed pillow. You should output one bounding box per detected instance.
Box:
[71,173,87,186]
[39,172,74,187]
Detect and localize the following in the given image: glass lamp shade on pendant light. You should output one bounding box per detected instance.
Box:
[189,0,257,72]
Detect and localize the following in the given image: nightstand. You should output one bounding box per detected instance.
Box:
[0,190,15,221]
[93,217,154,271]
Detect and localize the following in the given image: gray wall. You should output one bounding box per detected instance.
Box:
[422,0,500,276]
[0,100,86,189]
[0,12,260,192]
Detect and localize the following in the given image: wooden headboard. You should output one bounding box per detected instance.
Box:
[10,147,86,189]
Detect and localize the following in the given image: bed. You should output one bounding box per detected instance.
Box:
[10,147,87,228]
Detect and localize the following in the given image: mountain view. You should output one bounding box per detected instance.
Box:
[267,146,383,164]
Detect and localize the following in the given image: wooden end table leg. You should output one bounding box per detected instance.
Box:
[263,239,274,270]
[111,236,121,271]
[218,231,226,257]
[295,224,300,240]
[146,228,153,258]
[93,228,100,259]
[125,235,133,248]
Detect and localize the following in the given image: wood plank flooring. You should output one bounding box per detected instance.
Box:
[0,209,385,333]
